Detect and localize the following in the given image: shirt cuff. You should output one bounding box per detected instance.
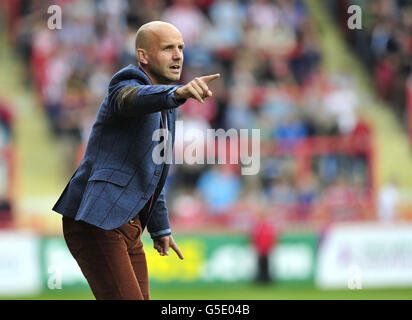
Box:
[166,87,186,107]
[150,228,172,239]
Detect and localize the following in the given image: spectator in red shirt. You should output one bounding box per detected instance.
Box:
[251,210,277,283]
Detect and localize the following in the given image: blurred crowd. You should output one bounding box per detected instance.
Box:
[0,99,13,224]
[4,0,377,231]
[332,0,412,127]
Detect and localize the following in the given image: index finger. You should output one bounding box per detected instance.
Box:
[200,73,220,84]
[170,242,184,260]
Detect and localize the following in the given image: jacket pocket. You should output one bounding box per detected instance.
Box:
[88,168,133,187]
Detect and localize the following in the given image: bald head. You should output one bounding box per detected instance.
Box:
[134,21,184,85]
[135,21,182,51]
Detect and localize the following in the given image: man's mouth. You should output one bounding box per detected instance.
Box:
[169,65,181,72]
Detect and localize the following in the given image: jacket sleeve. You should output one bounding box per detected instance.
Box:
[108,80,186,117]
[146,186,172,239]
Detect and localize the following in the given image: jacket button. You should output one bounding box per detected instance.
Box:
[154,170,160,176]
[142,194,148,200]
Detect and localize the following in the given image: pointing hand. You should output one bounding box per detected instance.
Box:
[174,74,221,103]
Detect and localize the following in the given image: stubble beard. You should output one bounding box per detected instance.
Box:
[149,64,181,85]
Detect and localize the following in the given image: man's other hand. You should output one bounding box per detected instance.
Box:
[153,235,184,259]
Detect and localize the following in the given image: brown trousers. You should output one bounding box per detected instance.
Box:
[62,214,150,300]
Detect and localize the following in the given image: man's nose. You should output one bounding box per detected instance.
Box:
[172,49,182,60]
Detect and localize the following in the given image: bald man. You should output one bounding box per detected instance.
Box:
[53,21,220,300]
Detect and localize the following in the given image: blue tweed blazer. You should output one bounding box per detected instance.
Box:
[53,64,185,238]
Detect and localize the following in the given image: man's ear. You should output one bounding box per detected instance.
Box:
[136,49,148,65]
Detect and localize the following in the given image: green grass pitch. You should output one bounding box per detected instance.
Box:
[4,284,412,300]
